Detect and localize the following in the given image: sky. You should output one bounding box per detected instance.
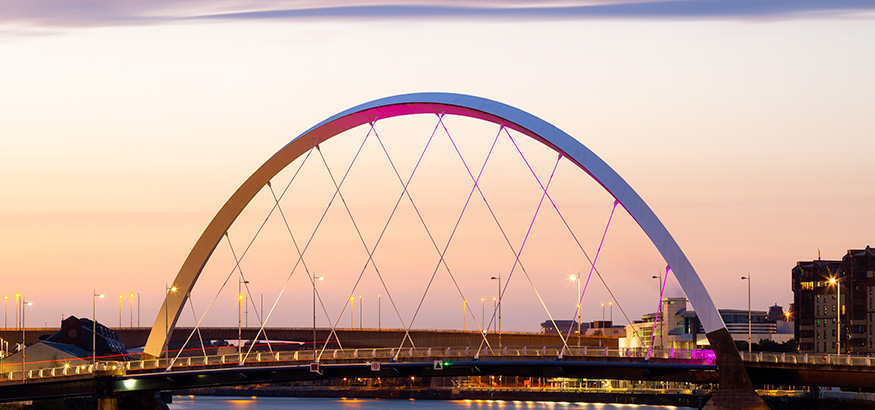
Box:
[1,1,874,339]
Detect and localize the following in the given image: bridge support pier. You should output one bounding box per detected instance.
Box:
[703,328,770,410]
[111,392,170,410]
[97,398,118,410]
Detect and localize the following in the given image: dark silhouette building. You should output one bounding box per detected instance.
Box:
[792,246,875,354]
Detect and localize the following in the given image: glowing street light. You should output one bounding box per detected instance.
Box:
[570,273,581,347]
[92,292,104,367]
[490,275,502,348]
[118,295,123,328]
[481,298,485,334]
[313,276,324,357]
[463,300,467,331]
[129,293,134,328]
[829,276,842,354]
[21,298,32,382]
[238,279,249,362]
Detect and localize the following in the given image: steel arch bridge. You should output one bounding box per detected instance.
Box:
[142,93,766,409]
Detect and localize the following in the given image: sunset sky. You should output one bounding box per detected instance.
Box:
[1,1,873,337]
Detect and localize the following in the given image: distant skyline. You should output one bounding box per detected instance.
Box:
[1,1,873,334]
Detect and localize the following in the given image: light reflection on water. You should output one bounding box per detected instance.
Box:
[168,396,693,410]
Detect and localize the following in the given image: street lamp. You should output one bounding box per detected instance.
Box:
[377,294,381,331]
[15,294,20,330]
[651,275,661,349]
[481,298,485,334]
[4,295,7,329]
[491,275,502,348]
[463,300,467,331]
[92,292,104,367]
[313,276,324,357]
[129,293,134,328]
[358,295,363,330]
[238,293,244,361]
[164,285,177,356]
[570,273,581,346]
[609,301,613,324]
[829,276,842,354]
[741,275,751,353]
[21,298,32,382]
[238,278,249,361]
[118,295,123,328]
[350,296,355,329]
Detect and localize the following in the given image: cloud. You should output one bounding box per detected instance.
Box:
[1,0,873,28]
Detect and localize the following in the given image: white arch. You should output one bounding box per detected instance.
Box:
[143,92,727,358]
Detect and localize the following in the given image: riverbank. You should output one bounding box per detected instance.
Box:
[173,386,875,410]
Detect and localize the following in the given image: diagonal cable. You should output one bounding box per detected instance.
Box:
[504,130,647,348]
[164,141,319,369]
[482,152,566,355]
[392,117,504,355]
[314,138,416,352]
[435,118,569,354]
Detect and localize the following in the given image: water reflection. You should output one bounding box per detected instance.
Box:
[169,396,692,410]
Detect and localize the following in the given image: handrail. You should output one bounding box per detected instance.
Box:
[2,346,872,383]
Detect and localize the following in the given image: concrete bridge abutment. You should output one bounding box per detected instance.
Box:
[703,328,769,410]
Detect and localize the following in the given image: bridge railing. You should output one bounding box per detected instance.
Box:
[5,346,875,383]
[740,351,875,366]
[0,345,698,383]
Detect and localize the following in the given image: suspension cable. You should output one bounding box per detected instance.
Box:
[504,130,648,348]
[165,141,319,369]
[647,265,670,360]
[314,137,418,353]
[394,117,504,356]
[562,200,618,351]
[436,118,569,355]
[483,151,566,356]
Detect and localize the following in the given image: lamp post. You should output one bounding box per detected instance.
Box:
[358,295,363,329]
[118,295,123,328]
[15,294,20,330]
[21,298,32,382]
[609,301,613,324]
[164,284,177,356]
[481,298,485,334]
[651,275,661,349]
[4,295,7,329]
[350,296,355,329]
[377,294,381,331]
[137,293,141,328]
[92,291,104,367]
[829,277,841,354]
[313,276,323,357]
[741,275,751,353]
[490,275,502,348]
[570,273,581,347]
[129,293,134,328]
[463,300,467,331]
[238,279,248,361]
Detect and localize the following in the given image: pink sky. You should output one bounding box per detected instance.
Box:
[1,2,873,335]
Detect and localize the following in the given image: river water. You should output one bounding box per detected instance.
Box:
[168,396,693,410]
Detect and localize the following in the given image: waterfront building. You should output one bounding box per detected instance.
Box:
[792,246,875,354]
[619,298,792,350]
